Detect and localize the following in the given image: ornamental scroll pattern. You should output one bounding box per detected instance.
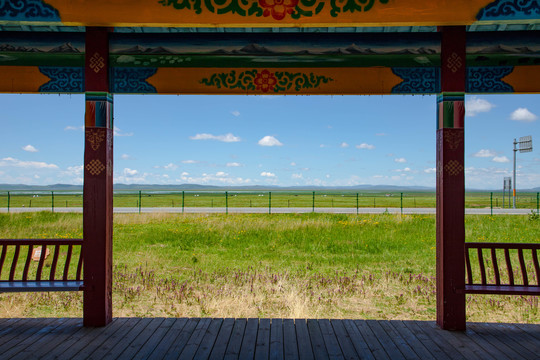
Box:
[0,0,60,21]
[467,67,514,93]
[39,67,84,93]
[391,68,440,94]
[110,68,158,93]
[200,69,333,93]
[477,0,540,21]
[158,0,389,20]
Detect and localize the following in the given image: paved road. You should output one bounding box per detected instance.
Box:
[0,207,536,215]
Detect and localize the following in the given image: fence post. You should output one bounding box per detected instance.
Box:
[356,193,359,215]
[225,191,228,214]
[7,191,10,213]
[490,192,493,216]
[138,190,142,214]
[269,191,272,214]
[51,191,54,213]
[312,191,315,213]
[537,192,539,214]
[400,192,403,215]
[182,191,185,213]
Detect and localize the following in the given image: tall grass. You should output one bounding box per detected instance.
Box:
[0,212,538,322]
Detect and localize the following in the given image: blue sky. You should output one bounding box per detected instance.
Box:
[0,93,538,190]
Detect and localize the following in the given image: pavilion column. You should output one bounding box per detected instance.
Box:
[436,26,466,331]
[83,27,113,327]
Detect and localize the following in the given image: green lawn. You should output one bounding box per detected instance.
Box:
[0,212,538,322]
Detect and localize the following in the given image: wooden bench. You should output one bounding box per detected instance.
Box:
[0,239,83,292]
[465,242,540,296]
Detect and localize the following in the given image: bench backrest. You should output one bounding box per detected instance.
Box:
[0,239,83,283]
[465,242,540,289]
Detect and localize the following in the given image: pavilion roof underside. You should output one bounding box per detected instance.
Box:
[0,0,539,95]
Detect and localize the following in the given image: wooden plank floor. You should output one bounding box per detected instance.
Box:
[0,318,538,359]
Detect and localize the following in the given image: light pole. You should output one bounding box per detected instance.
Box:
[513,136,533,209]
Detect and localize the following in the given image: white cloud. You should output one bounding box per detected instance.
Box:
[64,125,83,131]
[510,108,537,122]
[260,171,276,177]
[189,133,241,142]
[472,149,496,158]
[113,126,134,137]
[123,168,138,176]
[0,157,58,169]
[466,97,495,116]
[340,142,349,148]
[292,173,303,179]
[182,160,199,164]
[231,110,240,117]
[395,167,411,173]
[226,162,241,167]
[164,163,178,170]
[320,144,327,148]
[356,143,375,150]
[258,136,283,147]
[121,154,131,160]
[394,158,406,163]
[375,133,387,136]
[424,168,436,174]
[493,156,510,163]
[290,162,296,166]
[22,145,38,153]
[177,172,251,185]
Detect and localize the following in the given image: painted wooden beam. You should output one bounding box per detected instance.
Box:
[436,26,466,331]
[0,30,539,94]
[0,0,538,27]
[83,27,113,327]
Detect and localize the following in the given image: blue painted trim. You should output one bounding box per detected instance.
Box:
[467,67,514,93]
[477,0,540,21]
[110,67,157,94]
[39,67,84,93]
[0,0,60,22]
[391,68,440,94]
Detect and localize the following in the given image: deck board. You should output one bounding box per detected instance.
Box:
[238,318,259,360]
[163,317,199,360]
[295,319,314,360]
[0,317,538,360]
[224,318,246,359]
[269,318,284,360]
[209,318,235,359]
[283,319,299,360]
[147,318,189,360]
[254,318,271,360]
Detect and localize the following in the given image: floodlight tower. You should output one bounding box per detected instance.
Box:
[513,136,533,209]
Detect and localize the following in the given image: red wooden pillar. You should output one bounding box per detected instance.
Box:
[436,26,466,331]
[83,27,113,327]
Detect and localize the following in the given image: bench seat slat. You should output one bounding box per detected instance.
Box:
[0,281,84,293]
[465,284,540,296]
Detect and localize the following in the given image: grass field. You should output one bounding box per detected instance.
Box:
[0,212,538,323]
[1,190,539,210]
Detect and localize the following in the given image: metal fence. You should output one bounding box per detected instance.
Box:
[0,190,539,214]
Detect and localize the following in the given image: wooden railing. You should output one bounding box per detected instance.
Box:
[0,239,83,292]
[465,242,540,295]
